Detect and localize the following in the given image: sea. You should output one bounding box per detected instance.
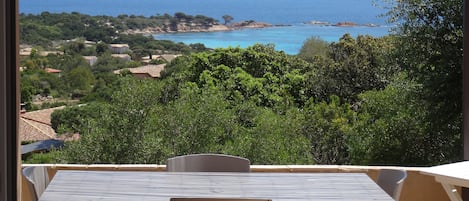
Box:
[20,0,394,55]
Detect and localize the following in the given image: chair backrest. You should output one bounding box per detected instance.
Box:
[376,169,407,200]
[166,153,250,172]
[22,166,50,201]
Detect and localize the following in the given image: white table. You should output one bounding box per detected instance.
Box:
[420,161,469,201]
[39,171,393,201]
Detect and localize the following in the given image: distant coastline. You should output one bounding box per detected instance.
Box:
[125,19,381,36]
[306,20,380,27]
[123,20,274,35]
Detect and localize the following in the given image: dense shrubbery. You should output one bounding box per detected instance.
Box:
[49,38,397,165]
[387,0,464,163]
[52,25,460,165]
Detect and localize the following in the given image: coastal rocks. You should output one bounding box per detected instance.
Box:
[230,20,273,29]
[123,27,165,35]
[332,21,380,27]
[172,23,220,32]
[207,25,232,32]
[308,20,329,25]
[168,23,240,33]
[123,20,272,35]
[306,20,381,28]
[333,21,357,27]
[363,23,379,27]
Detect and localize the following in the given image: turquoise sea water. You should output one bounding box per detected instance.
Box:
[154,25,392,55]
[20,0,393,54]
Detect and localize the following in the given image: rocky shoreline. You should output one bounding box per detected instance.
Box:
[122,19,380,36]
[307,20,380,27]
[123,20,273,35]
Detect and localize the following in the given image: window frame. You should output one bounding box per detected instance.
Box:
[0,0,468,200]
[0,0,19,200]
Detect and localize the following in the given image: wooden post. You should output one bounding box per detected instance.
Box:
[0,0,19,200]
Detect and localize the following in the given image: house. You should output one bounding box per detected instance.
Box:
[45,67,63,77]
[19,106,64,142]
[84,40,96,47]
[156,54,180,63]
[111,54,132,62]
[19,47,63,57]
[141,54,181,64]
[83,56,98,66]
[109,44,130,54]
[114,64,166,79]
[19,47,33,57]
[39,51,63,56]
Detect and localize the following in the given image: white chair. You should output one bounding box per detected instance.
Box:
[22,166,50,201]
[376,169,408,200]
[166,153,250,172]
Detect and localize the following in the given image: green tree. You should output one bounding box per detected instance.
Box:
[222,15,234,25]
[59,78,167,164]
[225,107,312,165]
[152,86,238,157]
[81,72,122,102]
[298,36,330,62]
[20,81,35,104]
[174,12,188,21]
[92,53,126,73]
[350,74,430,165]
[95,42,109,55]
[65,66,95,97]
[300,96,355,164]
[21,68,66,99]
[164,44,311,107]
[63,41,86,55]
[304,34,397,102]
[383,0,463,162]
[51,102,108,134]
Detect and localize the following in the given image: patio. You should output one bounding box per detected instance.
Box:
[21,164,451,201]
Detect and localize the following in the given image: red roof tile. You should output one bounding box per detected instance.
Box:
[19,106,64,142]
[45,68,62,73]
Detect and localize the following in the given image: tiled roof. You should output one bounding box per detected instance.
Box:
[109,44,129,48]
[21,106,64,125]
[45,68,62,73]
[141,54,181,62]
[20,118,56,142]
[19,106,64,142]
[115,64,166,78]
[83,56,98,60]
[158,54,180,62]
[111,54,131,60]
